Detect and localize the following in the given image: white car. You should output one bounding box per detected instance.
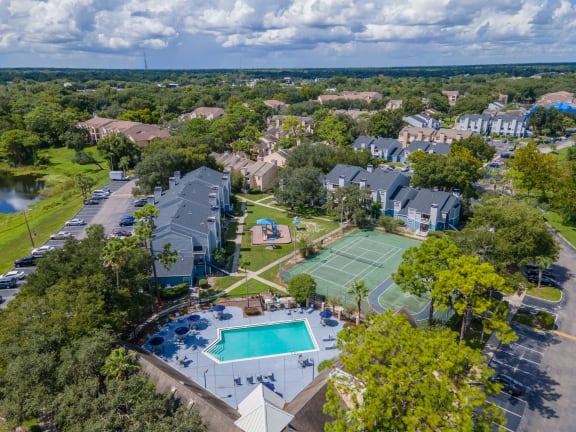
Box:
[1,270,25,280]
[32,245,56,257]
[65,218,87,226]
[50,231,74,240]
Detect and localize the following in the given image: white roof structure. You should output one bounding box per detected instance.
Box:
[235,384,294,432]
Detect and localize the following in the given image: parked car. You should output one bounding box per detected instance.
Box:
[1,270,25,280]
[50,231,74,240]
[134,198,148,207]
[84,198,100,205]
[490,373,525,396]
[93,189,111,197]
[65,218,86,226]
[524,264,555,277]
[119,216,137,226]
[524,267,555,279]
[32,245,56,257]
[0,277,17,289]
[109,229,132,239]
[14,255,37,267]
[526,274,557,287]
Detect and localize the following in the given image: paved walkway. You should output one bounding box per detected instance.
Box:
[216,196,345,297]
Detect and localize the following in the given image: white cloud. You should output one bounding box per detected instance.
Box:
[0,0,575,67]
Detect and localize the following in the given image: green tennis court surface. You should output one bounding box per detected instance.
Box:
[281,231,428,314]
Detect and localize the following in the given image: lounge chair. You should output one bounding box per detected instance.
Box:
[246,375,254,384]
[322,334,335,342]
[325,342,337,350]
[234,376,242,386]
[256,375,263,383]
[267,371,275,381]
[306,306,314,314]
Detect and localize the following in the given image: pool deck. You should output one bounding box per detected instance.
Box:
[143,306,344,409]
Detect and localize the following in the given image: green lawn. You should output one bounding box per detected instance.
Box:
[259,263,287,286]
[225,278,275,297]
[544,211,576,247]
[212,275,243,290]
[526,286,562,302]
[0,147,109,272]
[238,192,273,201]
[240,201,338,271]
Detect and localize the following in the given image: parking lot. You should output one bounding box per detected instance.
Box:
[487,323,556,431]
[0,179,139,306]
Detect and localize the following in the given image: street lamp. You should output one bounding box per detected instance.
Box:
[340,196,347,227]
[203,368,209,388]
[292,217,300,264]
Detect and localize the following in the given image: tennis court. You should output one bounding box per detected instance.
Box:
[281,231,428,315]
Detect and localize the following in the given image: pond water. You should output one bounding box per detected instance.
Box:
[0,172,46,214]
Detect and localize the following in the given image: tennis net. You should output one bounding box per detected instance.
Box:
[331,248,384,268]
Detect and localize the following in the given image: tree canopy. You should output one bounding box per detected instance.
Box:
[324,312,504,431]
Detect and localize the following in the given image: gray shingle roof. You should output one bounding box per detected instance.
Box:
[324,164,365,186]
[351,135,375,149]
[394,188,458,216]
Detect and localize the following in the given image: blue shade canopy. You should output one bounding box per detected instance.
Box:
[149,336,164,346]
[175,326,189,336]
[212,304,225,312]
[187,314,201,322]
[257,218,274,225]
[320,310,333,319]
[292,217,301,224]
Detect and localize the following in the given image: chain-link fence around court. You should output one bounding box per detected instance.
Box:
[281,230,428,314]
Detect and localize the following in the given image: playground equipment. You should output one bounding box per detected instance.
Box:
[256,218,280,240]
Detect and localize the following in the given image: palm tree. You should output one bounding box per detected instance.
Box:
[119,155,131,177]
[101,347,140,382]
[532,256,555,289]
[133,204,161,302]
[348,279,370,327]
[102,237,133,289]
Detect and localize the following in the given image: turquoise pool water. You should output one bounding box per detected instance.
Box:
[204,320,317,363]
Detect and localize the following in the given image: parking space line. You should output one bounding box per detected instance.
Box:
[490,358,535,375]
[510,343,544,355]
[495,348,542,365]
[552,330,576,341]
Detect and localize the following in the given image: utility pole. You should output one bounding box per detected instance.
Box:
[23,210,35,248]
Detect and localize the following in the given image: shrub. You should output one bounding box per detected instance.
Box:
[159,283,188,299]
[199,288,221,299]
[244,307,261,316]
[378,215,403,232]
[199,278,209,289]
[535,311,555,330]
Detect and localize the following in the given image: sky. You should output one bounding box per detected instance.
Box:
[1,0,575,70]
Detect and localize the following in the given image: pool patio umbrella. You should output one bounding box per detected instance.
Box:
[212,305,225,312]
[187,314,201,329]
[256,218,274,226]
[175,326,189,338]
[149,336,164,353]
[320,310,332,319]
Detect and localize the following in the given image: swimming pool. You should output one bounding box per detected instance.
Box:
[203,319,318,363]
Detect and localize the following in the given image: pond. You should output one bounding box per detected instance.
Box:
[0,172,46,214]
